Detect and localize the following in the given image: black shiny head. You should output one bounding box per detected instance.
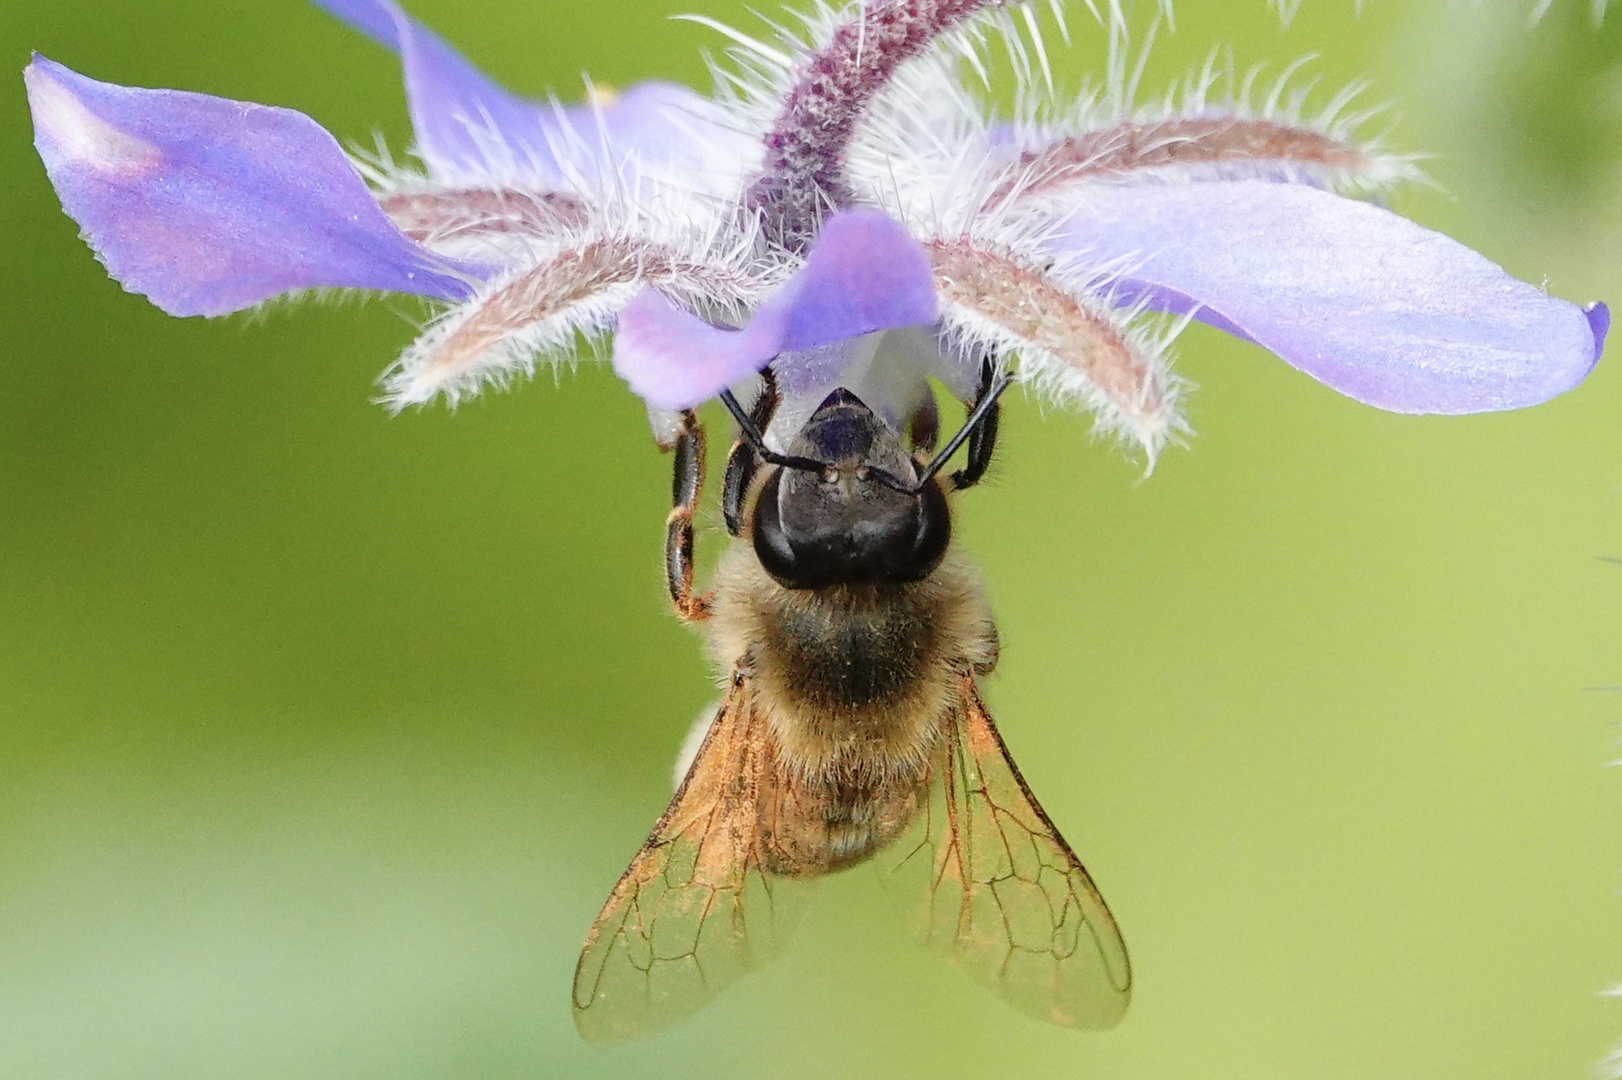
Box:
[752,390,950,590]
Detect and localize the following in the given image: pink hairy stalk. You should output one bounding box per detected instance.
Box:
[926,237,1173,447]
[994,117,1382,203]
[398,236,756,403]
[379,188,589,245]
[746,0,1011,248]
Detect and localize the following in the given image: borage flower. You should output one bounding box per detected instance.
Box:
[24,0,1607,472]
[25,0,1614,1041]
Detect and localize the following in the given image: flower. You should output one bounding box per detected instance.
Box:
[24,0,1608,468]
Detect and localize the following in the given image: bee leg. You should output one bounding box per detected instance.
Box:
[721,371,781,537]
[666,410,712,622]
[950,358,1002,492]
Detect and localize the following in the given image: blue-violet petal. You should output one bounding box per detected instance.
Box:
[614,210,939,410]
[309,0,713,185]
[25,55,480,316]
[1051,179,1603,413]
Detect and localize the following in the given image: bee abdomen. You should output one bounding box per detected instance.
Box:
[761,773,923,877]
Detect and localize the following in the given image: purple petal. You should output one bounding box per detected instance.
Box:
[614,210,940,410]
[308,0,402,46]
[25,56,481,317]
[309,0,714,184]
[1050,179,1603,413]
[310,0,561,181]
[1586,300,1611,355]
[308,0,403,47]
[590,82,735,177]
[613,291,785,412]
[773,213,940,356]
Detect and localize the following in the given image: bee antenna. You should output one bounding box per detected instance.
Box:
[718,389,828,475]
[909,371,1013,492]
[720,369,1010,497]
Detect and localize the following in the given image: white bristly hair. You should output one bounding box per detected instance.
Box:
[324,0,1436,463]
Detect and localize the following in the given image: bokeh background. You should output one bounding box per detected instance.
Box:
[4,1,1622,1077]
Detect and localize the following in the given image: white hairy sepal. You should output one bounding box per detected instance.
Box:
[923,222,1190,468]
[939,303,1188,471]
[341,80,779,411]
[1017,36,1421,196]
[845,23,1418,225]
[381,214,773,411]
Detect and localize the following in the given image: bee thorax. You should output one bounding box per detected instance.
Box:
[708,544,997,786]
[768,590,935,709]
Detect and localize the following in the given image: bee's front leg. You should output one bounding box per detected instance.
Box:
[665,409,712,622]
[721,370,779,537]
[950,357,1003,492]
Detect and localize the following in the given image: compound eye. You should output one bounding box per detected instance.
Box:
[750,468,952,590]
[751,469,820,589]
[908,479,951,578]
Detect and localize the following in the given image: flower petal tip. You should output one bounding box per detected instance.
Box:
[306,0,401,50]
[613,289,779,412]
[24,57,481,317]
[26,57,160,179]
[1586,301,1610,358]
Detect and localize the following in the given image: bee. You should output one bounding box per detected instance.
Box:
[572,361,1130,1042]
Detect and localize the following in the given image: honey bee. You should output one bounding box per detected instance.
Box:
[572,362,1130,1041]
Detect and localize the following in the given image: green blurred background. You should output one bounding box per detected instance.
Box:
[4,1,1622,1077]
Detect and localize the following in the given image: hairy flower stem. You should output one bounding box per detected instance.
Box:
[746,0,1010,250]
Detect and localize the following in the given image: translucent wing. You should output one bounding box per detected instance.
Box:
[572,679,814,1043]
[879,677,1132,1028]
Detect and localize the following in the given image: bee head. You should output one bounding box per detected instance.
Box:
[752,389,951,590]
